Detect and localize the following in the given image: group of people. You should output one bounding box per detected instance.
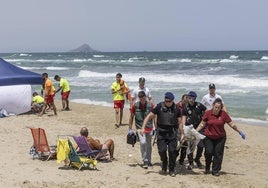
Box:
[31,73,71,115]
[111,73,246,177]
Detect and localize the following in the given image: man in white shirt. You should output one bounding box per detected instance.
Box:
[130,77,154,107]
[201,83,227,112]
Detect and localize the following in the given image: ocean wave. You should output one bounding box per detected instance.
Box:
[46,67,69,70]
[78,70,115,78]
[229,55,239,59]
[93,55,105,58]
[20,53,31,57]
[261,56,268,60]
[71,98,113,107]
[233,117,268,127]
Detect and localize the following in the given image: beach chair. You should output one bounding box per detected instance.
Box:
[57,137,97,170]
[73,136,109,161]
[29,127,56,161]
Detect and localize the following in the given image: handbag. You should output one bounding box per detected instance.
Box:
[127,133,136,147]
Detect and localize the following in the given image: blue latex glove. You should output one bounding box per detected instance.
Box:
[128,129,134,135]
[239,131,246,140]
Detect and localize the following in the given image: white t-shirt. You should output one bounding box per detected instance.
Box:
[131,87,152,103]
[201,93,223,110]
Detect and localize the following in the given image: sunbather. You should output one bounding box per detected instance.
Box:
[80,127,115,160]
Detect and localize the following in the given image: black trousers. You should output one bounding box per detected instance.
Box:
[204,136,226,173]
[157,130,177,172]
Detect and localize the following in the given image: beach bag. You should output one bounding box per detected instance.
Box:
[0,108,8,118]
[29,145,39,159]
[127,133,136,147]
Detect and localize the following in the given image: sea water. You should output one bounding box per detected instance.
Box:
[1,51,268,127]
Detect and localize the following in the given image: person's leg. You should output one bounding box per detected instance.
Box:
[52,103,57,115]
[114,108,120,126]
[203,137,214,173]
[167,137,177,174]
[187,152,194,170]
[137,131,147,164]
[212,137,226,175]
[119,108,123,125]
[61,99,66,110]
[39,100,47,116]
[194,145,204,168]
[66,97,70,110]
[145,132,153,165]
[157,137,168,172]
[104,139,114,160]
[178,141,187,165]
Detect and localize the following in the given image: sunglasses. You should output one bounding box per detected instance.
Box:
[138,95,145,98]
[188,97,196,101]
[165,99,172,103]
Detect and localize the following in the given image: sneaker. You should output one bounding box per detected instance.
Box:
[148,162,153,167]
[169,171,176,177]
[212,172,220,176]
[204,170,210,174]
[194,159,204,169]
[187,163,194,170]
[159,169,167,175]
[143,161,148,169]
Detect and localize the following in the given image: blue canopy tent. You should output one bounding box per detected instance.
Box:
[0,58,43,115]
[0,58,43,86]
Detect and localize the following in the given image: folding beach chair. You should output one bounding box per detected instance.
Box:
[57,137,97,170]
[73,136,109,161]
[29,127,56,161]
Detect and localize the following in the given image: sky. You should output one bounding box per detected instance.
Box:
[1,0,268,52]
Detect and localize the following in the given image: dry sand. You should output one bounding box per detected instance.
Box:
[0,101,267,188]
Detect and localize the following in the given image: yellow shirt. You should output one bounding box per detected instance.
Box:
[32,95,44,104]
[111,81,127,100]
[60,78,70,92]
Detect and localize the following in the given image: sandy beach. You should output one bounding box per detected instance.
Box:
[0,101,267,188]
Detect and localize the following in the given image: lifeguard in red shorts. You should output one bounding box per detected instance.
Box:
[39,73,57,116]
[54,75,71,111]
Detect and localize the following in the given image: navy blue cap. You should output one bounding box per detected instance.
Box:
[188,91,197,98]
[165,92,175,100]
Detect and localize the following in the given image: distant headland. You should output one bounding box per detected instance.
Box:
[68,44,99,53]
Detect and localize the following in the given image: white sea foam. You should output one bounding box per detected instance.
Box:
[18,66,42,70]
[93,55,105,58]
[46,67,69,70]
[71,98,113,107]
[167,58,192,62]
[19,53,31,57]
[78,70,114,78]
[73,59,92,62]
[229,55,239,59]
[233,117,268,127]
[266,108,268,114]
[261,56,268,60]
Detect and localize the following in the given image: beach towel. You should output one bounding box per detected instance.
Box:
[57,139,70,163]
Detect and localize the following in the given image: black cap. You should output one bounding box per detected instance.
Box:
[139,77,145,83]
[209,83,216,89]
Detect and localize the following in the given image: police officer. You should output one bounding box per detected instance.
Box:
[178,91,206,170]
[141,92,185,177]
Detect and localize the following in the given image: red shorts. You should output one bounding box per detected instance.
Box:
[61,91,70,100]
[45,94,55,104]
[114,100,125,109]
